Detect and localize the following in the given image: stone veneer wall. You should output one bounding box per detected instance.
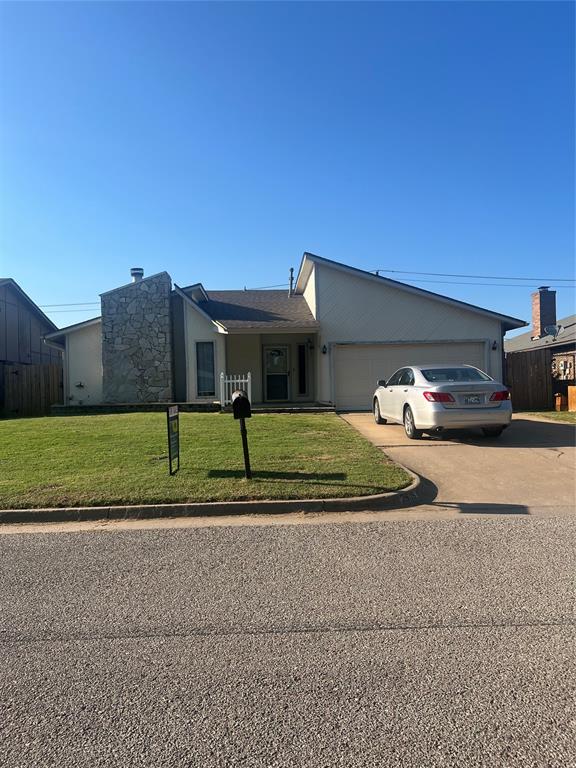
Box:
[101,272,173,403]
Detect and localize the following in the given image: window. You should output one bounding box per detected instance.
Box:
[387,369,404,386]
[196,342,215,397]
[421,367,491,383]
[399,369,414,386]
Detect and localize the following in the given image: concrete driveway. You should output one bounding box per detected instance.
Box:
[341,413,576,514]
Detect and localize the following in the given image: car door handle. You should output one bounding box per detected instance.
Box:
[403,389,408,392]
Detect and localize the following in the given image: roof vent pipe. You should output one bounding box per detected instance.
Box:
[288,267,294,297]
[131,267,144,283]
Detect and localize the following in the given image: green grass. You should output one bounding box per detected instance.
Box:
[0,412,412,509]
[519,411,576,424]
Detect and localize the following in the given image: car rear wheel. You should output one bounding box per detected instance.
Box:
[404,406,422,439]
[373,399,386,424]
[482,426,504,438]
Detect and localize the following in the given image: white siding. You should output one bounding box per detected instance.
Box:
[184,302,225,401]
[66,323,103,405]
[302,265,317,318]
[315,263,503,403]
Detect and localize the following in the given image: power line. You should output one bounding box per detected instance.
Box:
[43,308,101,313]
[39,302,100,308]
[248,283,290,290]
[398,278,575,289]
[372,268,575,282]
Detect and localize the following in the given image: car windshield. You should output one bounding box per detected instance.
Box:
[421,367,492,383]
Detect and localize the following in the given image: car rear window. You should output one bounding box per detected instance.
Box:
[421,367,491,383]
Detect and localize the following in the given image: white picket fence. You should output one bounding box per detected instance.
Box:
[219,372,252,407]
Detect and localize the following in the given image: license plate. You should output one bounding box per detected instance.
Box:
[464,395,482,405]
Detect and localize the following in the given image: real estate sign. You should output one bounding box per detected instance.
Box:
[167,405,180,475]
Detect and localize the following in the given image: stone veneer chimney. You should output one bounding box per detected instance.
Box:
[101,271,173,403]
[531,286,556,339]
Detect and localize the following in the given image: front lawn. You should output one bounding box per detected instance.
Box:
[519,411,576,424]
[0,412,411,509]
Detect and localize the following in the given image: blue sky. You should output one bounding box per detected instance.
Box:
[1,1,574,333]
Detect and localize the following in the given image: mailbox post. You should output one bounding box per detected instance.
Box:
[231,390,252,480]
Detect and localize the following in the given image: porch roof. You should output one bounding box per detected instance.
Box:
[198,290,319,331]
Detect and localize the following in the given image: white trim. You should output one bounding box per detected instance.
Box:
[224,326,319,335]
[295,252,526,330]
[294,257,314,296]
[329,338,490,347]
[44,317,101,340]
[174,284,228,334]
[194,339,217,399]
[180,282,210,302]
[43,338,65,352]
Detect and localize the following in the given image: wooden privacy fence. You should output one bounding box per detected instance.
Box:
[1,363,63,417]
[505,349,553,411]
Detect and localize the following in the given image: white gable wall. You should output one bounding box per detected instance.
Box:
[65,323,103,405]
[184,301,226,401]
[302,264,317,318]
[313,262,503,404]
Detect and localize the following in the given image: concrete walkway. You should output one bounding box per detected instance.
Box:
[341,413,576,515]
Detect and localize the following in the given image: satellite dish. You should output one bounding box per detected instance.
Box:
[544,324,563,340]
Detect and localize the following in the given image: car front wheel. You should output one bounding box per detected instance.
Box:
[373,399,386,424]
[404,406,422,439]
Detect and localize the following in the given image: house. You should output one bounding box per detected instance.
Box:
[0,278,62,416]
[504,286,576,410]
[44,253,526,411]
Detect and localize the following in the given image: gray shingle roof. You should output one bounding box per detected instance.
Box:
[199,290,319,330]
[504,314,576,353]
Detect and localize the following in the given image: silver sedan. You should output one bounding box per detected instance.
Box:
[372,364,512,439]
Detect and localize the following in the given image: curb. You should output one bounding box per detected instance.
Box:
[0,472,422,525]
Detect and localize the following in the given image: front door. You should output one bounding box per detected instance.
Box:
[264,346,290,401]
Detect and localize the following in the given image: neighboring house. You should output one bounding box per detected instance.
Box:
[504,286,576,410]
[0,278,62,416]
[45,254,526,411]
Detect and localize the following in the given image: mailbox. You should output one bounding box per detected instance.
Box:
[232,390,252,420]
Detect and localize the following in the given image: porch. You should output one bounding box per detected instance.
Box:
[223,331,320,406]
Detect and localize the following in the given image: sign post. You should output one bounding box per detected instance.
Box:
[167,405,180,475]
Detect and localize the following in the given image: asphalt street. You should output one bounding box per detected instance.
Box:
[1,515,574,767]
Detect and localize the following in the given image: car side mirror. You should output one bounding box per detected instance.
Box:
[377,379,387,387]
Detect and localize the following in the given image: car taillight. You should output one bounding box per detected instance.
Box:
[423,392,455,403]
[490,390,510,401]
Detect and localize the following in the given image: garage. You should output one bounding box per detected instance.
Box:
[333,341,487,410]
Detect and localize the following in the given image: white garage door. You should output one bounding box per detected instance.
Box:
[333,342,487,410]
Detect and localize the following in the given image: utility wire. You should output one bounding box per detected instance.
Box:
[372,268,575,282]
[396,279,575,289]
[43,308,102,313]
[38,271,576,307]
[250,283,290,290]
[39,301,100,307]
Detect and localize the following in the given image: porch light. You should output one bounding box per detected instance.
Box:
[322,345,327,355]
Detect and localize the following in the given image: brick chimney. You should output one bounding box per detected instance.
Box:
[531,286,556,339]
